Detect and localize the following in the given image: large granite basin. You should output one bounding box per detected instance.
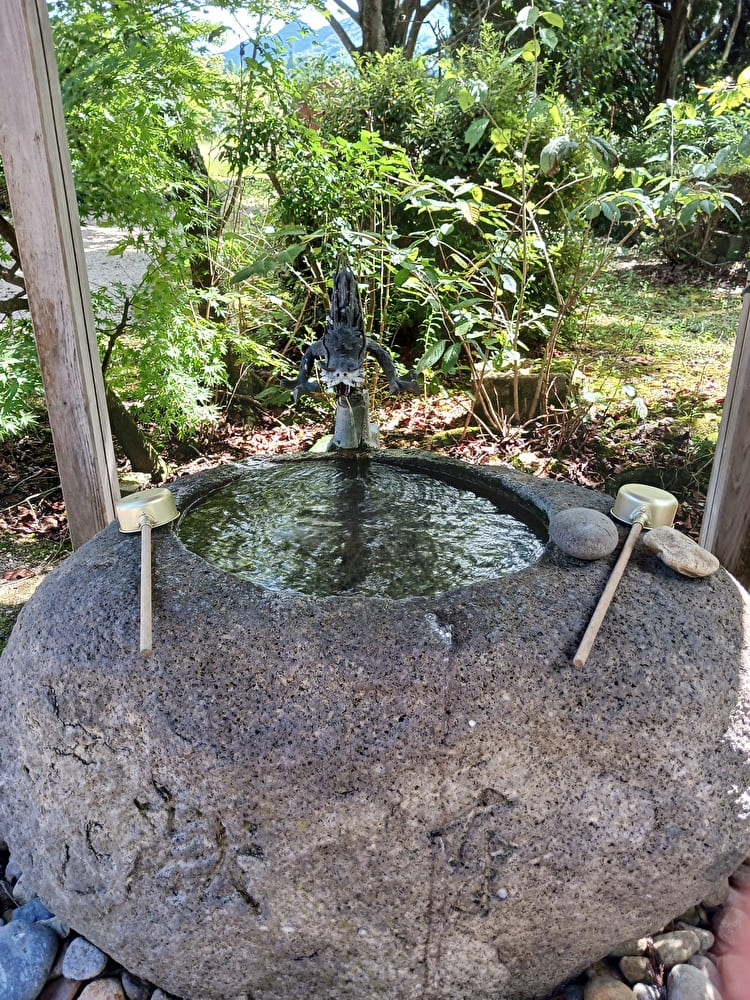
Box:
[1,450,749,999]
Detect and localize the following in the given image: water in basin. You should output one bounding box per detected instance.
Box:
[177,460,545,598]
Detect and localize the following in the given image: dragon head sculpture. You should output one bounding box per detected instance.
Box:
[280,261,418,404]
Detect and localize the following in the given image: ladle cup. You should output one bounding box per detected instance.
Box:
[573,484,678,668]
[115,488,179,656]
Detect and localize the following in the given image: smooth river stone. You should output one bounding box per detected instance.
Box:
[667,963,721,1000]
[619,956,653,984]
[62,935,108,980]
[652,929,701,966]
[79,980,126,1000]
[0,920,60,1000]
[549,507,619,560]
[642,527,720,578]
[583,978,634,1000]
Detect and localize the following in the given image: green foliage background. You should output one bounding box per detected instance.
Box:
[0,0,748,447]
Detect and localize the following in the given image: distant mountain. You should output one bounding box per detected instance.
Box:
[222,17,360,70]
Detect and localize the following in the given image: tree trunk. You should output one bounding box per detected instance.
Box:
[105,385,167,481]
[360,0,388,53]
[174,140,222,319]
[654,0,691,103]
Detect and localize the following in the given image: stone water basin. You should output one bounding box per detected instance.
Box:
[1,449,749,1000]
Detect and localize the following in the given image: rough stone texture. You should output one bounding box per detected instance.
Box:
[700,878,730,907]
[1,451,750,1000]
[549,507,619,560]
[642,527,720,578]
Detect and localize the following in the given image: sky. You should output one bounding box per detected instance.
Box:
[202,3,332,50]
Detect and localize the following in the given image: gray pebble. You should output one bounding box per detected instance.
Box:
[610,938,648,958]
[121,971,152,1000]
[691,927,714,953]
[62,935,108,980]
[687,955,722,991]
[550,507,620,560]
[728,864,750,890]
[667,963,722,1000]
[39,915,71,939]
[583,977,634,999]
[652,930,701,966]
[620,955,653,984]
[10,897,53,923]
[0,919,60,1000]
[587,959,620,979]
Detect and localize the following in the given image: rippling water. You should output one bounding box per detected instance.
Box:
[177,460,545,598]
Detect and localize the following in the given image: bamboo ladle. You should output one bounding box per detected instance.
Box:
[115,488,179,657]
[573,484,678,668]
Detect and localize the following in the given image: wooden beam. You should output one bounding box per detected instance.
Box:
[0,0,120,547]
[700,276,750,588]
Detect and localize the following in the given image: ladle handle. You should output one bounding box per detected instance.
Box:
[139,514,153,657]
[573,520,643,668]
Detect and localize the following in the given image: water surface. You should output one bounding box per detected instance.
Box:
[177,460,545,598]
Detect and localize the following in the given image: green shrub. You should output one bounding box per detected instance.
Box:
[0,319,44,440]
[622,66,750,264]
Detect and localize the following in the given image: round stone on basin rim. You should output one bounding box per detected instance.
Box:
[549,506,620,560]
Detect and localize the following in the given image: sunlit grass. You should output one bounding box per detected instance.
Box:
[573,257,740,433]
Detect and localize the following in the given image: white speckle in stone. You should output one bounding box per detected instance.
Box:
[424,613,453,647]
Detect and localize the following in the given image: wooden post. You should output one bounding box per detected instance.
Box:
[700,276,750,588]
[0,0,119,547]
